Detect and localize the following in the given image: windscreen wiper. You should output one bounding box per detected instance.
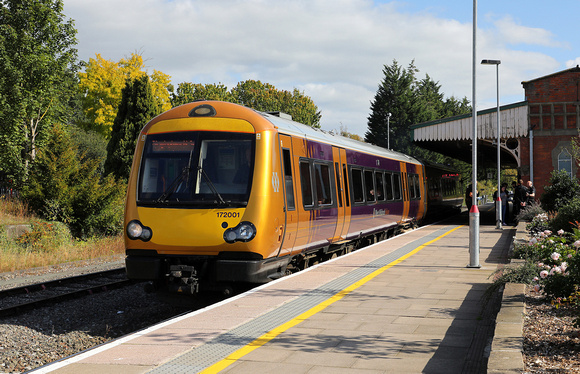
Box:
[156,149,194,204]
[197,166,228,206]
[155,166,191,203]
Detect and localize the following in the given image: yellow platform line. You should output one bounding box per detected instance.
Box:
[200,224,464,373]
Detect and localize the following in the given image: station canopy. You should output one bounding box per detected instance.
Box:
[410,101,529,168]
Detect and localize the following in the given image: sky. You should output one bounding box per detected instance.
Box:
[63,0,580,137]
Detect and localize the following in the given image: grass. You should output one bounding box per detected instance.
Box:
[0,198,124,273]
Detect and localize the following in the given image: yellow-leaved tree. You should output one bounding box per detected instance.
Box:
[78,53,172,138]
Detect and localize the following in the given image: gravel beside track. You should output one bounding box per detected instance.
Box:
[0,257,194,373]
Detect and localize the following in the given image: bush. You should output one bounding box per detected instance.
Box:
[21,124,126,238]
[541,169,580,212]
[14,220,71,252]
[516,202,545,223]
[549,195,580,233]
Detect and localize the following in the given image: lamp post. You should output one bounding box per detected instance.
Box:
[481,59,501,230]
[387,113,392,149]
[468,0,480,268]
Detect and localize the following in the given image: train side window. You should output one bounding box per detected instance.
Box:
[300,161,314,207]
[414,174,421,198]
[282,149,295,211]
[375,171,385,201]
[408,174,416,199]
[365,170,375,202]
[314,162,332,206]
[393,173,402,200]
[343,164,350,207]
[334,163,342,208]
[384,172,394,200]
[351,168,364,203]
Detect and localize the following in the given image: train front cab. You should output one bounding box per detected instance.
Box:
[124,103,291,294]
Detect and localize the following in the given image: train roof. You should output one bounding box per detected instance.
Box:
[258,110,422,166]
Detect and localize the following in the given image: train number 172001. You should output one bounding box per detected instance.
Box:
[216,211,241,218]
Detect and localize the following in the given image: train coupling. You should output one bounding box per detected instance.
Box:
[167,264,199,295]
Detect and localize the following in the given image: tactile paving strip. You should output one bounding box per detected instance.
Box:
[148,225,457,374]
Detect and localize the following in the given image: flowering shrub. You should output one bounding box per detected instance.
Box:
[525,212,551,235]
[517,218,580,326]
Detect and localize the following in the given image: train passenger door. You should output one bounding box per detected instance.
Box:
[400,163,410,222]
[278,134,298,256]
[332,147,350,241]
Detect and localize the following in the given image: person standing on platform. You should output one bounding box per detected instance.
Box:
[526,180,536,205]
[500,183,508,225]
[513,179,528,221]
[465,182,477,211]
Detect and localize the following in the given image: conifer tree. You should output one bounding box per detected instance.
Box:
[105,74,159,180]
[365,60,418,152]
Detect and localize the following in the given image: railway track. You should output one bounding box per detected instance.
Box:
[0,268,138,317]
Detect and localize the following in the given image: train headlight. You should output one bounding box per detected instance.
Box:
[223,221,256,243]
[127,220,153,242]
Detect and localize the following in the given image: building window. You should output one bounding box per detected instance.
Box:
[558,149,572,177]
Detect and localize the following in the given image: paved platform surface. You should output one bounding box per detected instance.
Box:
[36,205,514,374]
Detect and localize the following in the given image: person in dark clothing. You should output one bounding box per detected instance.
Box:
[513,179,528,221]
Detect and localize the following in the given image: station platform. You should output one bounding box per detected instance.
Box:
[36,205,514,374]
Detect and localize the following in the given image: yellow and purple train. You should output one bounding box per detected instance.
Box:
[124,101,462,294]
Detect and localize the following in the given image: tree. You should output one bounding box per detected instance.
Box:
[171,79,322,128]
[365,60,471,159]
[0,0,78,185]
[171,82,233,107]
[365,60,418,152]
[78,53,171,138]
[22,123,125,237]
[105,74,159,180]
[231,80,321,128]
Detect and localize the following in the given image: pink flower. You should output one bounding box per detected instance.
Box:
[561,262,568,272]
[533,276,539,282]
[538,262,544,267]
[558,229,565,236]
[573,240,580,248]
[568,254,573,259]
[544,230,552,236]
[551,252,561,261]
[540,270,549,279]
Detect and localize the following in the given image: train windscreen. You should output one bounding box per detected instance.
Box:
[137,131,255,207]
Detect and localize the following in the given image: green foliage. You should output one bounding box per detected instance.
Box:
[171,82,233,106]
[71,126,108,174]
[21,124,125,237]
[105,74,159,180]
[14,220,71,252]
[517,202,546,224]
[365,59,470,154]
[549,196,580,233]
[171,79,322,128]
[0,0,78,185]
[540,169,580,212]
[487,260,539,295]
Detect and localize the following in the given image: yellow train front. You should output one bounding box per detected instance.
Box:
[124,100,428,295]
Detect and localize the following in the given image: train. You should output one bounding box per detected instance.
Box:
[123,100,463,295]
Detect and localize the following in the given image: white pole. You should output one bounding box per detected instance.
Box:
[469,0,480,268]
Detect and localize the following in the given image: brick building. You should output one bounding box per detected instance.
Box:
[520,66,580,197]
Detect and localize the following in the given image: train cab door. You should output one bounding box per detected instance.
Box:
[331,147,350,241]
[277,134,298,256]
